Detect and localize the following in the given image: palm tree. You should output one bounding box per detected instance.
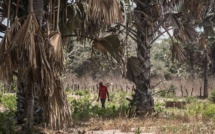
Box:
[0,0,71,130]
[0,0,125,131]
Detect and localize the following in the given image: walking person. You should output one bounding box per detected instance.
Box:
[97,82,110,108]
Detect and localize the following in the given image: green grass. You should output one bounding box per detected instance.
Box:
[0,94,17,111]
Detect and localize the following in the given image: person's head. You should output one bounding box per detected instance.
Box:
[99,81,103,87]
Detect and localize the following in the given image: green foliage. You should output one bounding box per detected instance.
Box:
[74,90,89,96]
[0,90,3,98]
[0,111,16,134]
[210,89,215,103]
[70,97,130,121]
[159,84,176,98]
[69,90,131,121]
[135,126,142,134]
[203,104,215,120]
[0,95,17,111]
[151,39,189,79]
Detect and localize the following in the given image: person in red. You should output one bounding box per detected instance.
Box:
[97,81,110,108]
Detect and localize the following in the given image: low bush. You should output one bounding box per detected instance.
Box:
[159,84,176,98]
[210,89,215,103]
[74,90,89,96]
[0,95,17,111]
[70,97,130,121]
[203,104,215,120]
[0,111,16,134]
[0,90,3,99]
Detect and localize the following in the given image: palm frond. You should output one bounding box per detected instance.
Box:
[49,31,64,70]
[0,29,13,83]
[171,42,185,62]
[183,0,206,20]
[11,13,39,69]
[126,56,143,82]
[87,0,124,25]
[173,23,199,42]
[164,13,181,29]
[92,35,124,63]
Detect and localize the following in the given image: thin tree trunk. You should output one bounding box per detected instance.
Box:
[188,48,194,80]
[203,50,208,98]
[211,45,215,76]
[203,27,209,98]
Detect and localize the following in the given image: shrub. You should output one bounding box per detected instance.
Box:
[70,97,130,121]
[74,90,89,96]
[210,89,215,103]
[203,104,215,120]
[0,95,17,111]
[0,90,3,99]
[0,111,16,134]
[160,84,176,98]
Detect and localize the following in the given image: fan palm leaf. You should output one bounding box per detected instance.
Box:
[171,42,185,62]
[126,56,143,83]
[92,35,124,63]
[11,13,39,69]
[173,23,198,42]
[87,0,124,25]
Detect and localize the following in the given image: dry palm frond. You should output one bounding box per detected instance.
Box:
[0,0,13,83]
[183,0,206,20]
[49,31,64,68]
[10,17,21,37]
[87,0,124,25]
[0,30,13,83]
[126,56,143,82]
[164,13,181,29]
[173,23,198,42]
[92,35,124,63]
[40,0,71,129]
[61,2,101,39]
[171,42,185,62]
[36,36,71,129]
[11,13,39,69]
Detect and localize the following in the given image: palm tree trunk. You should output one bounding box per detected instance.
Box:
[16,71,27,124]
[131,28,154,115]
[26,90,34,131]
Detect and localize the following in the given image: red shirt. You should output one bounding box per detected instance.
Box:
[99,86,108,99]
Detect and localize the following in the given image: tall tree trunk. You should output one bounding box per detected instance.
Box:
[211,44,215,76]
[203,27,209,98]
[132,28,154,115]
[131,2,154,115]
[203,56,208,98]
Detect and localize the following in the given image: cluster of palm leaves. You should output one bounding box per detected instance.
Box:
[0,0,71,129]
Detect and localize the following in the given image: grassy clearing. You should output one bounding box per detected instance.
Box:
[0,88,215,133]
[65,88,215,133]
